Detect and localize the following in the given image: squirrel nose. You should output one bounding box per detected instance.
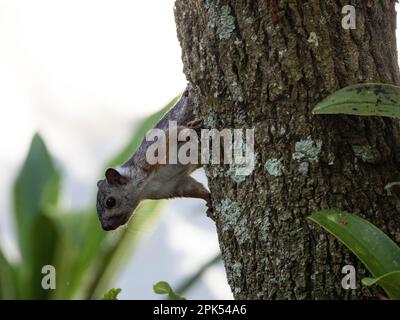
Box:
[101,223,116,231]
[100,214,127,231]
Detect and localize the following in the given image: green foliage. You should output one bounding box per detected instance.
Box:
[0,98,179,299]
[362,272,400,299]
[102,288,122,300]
[0,249,17,299]
[312,83,400,119]
[153,281,185,300]
[311,82,400,299]
[13,134,61,299]
[308,210,400,299]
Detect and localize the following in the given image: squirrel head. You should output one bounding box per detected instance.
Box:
[96,168,139,231]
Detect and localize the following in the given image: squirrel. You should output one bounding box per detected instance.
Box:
[96,86,213,231]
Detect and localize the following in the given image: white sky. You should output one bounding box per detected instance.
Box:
[0,1,400,300]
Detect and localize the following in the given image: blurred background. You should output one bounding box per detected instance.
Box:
[1,0,400,300]
[0,0,231,299]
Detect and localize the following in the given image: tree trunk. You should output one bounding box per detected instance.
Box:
[174,0,400,299]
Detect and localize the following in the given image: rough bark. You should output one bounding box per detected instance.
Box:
[174,0,400,299]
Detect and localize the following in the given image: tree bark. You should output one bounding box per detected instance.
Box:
[174,0,400,299]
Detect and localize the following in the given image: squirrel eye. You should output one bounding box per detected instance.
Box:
[106,197,116,209]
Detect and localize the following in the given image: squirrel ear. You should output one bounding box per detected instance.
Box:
[105,168,129,186]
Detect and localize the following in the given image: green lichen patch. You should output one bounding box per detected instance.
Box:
[203,110,218,128]
[265,158,284,177]
[292,137,322,163]
[227,165,247,184]
[205,2,236,40]
[231,261,243,294]
[217,199,241,233]
[218,5,236,40]
[257,214,271,242]
[216,199,250,245]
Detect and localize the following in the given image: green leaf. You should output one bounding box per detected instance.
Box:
[362,271,400,300]
[12,134,61,299]
[13,134,61,262]
[153,281,171,294]
[49,209,107,299]
[153,281,185,300]
[102,288,122,300]
[0,248,18,299]
[312,83,400,119]
[308,210,400,277]
[308,210,400,299]
[24,213,60,299]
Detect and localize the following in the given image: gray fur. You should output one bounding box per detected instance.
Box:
[96,86,212,231]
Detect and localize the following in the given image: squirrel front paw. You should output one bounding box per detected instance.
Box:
[187,118,203,130]
[206,194,215,221]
